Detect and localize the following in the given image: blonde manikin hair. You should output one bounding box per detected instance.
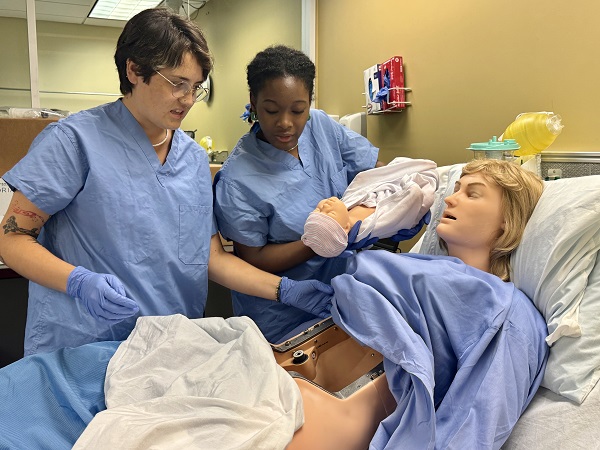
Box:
[446,159,544,282]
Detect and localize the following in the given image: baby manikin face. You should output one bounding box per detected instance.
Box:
[315,197,350,230]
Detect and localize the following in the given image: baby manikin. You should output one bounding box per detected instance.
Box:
[302,157,439,258]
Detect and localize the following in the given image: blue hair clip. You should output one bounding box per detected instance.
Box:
[240,103,251,121]
[241,103,260,133]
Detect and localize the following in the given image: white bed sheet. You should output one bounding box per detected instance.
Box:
[503,373,600,449]
[74,314,303,450]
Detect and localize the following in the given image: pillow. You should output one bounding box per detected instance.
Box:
[512,175,600,403]
[414,165,600,403]
[540,257,600,403]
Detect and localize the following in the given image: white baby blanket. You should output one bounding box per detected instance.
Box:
[341,157,438,241]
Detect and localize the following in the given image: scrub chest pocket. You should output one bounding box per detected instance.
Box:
[330,166,349,198]
[179,205,211,265]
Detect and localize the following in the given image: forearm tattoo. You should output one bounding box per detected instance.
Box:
[13,206,44,222]
[2,215,40,238]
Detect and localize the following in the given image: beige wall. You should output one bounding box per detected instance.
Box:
[0,0,301,152]
[0,18,122,111]
[189,0,301,152]
[5,0,596,167]
[316,0,600,166]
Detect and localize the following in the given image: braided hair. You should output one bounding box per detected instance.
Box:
[246,45,315,100]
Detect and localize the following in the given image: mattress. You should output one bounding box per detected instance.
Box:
[503,380,600,449]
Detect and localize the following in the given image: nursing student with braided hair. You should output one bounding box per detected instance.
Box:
[213,45,428,344]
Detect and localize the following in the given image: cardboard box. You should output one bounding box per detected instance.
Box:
[379,56,406,111]
[363,64,382,114]
[0,117,59,177]
[0,178,12,223]
[0,117,58,224]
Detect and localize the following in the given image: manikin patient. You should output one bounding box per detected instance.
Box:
[328,158,549,448]
[437,158,543,280]
[302,157,438,257]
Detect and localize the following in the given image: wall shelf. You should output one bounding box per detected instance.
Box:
[363,87,412,114]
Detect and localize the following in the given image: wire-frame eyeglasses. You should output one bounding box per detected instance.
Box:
[155,70,209,103]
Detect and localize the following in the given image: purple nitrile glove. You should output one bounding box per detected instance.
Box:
[389,210,432,242]
[67,266,139,321]
[278,276,334,319]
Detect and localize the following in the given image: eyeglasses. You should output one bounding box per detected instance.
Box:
[155,70,209,103]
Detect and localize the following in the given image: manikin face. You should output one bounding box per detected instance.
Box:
[436,173,505,251]
[124,52,204,134]
[251,75,311,152]
[314,197,351,232]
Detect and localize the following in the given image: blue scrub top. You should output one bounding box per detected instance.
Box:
[3,100,216,355]
[213,109,378,343]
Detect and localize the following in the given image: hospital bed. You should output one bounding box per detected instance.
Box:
[0,158,599,449]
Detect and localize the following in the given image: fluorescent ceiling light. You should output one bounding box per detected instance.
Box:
[88,0,163,21]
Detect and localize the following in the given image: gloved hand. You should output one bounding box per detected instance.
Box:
[389,210,432,242]
[278,276,334,318]
[339,220,379,257]
[67,266,140,321]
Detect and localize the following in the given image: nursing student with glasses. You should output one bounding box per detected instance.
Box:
[0,7,333,357]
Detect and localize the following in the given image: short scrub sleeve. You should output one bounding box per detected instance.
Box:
[213,176,270,247]
[3,123,87,215]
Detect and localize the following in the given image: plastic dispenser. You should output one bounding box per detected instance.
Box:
[467,136,520,161]
[501,112,564,156]
[340,112,367,137]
